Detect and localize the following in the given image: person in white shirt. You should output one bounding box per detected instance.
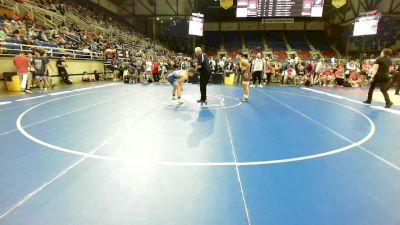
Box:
[145,59,153,82]
[209,58,216,72]
[314,59,324,85]
[218,59,225,72]
[282,64,296,85]
[251,52,266,87]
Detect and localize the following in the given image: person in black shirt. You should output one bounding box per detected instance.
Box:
[386,60,400,95]
[56,56,71,84]
[195,47,211,104]
[363,48,394,108]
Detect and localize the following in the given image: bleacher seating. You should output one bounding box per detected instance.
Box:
[321,51,337,58]
[297,50,312,59]
[286,31,310,50]
[266,32,287,50]
[205,50,218,57]
[228,50,237,58]
[225,31,242,51]
[273,50,288,59]
[244,31,264,51]
[204,32,222,51]
[307,31,333,51]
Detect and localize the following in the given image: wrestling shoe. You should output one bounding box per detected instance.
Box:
[363,100,371,104]
[385,102,393,108]
[240,97,248,103]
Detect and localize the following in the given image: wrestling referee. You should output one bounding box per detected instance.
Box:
[195,47,211,104]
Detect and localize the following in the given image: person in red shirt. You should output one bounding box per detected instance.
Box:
[334,61,345,86]
[349,70,361,87]
[361,60,372,86]
[152,60,159,82]
[13,51,32,93]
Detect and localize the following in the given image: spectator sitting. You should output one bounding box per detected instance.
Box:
[349,70,361,87]
[2,21,13,35]
[49,3,57,12]
[82,45,91,55]
[12,29,21,39]
[38,31,49,42]
[321,66,335,87]
[282,65,296,85]
[52,34,66,45]
[58,2,66,15]
[0,27,8,41]
[82,71,96,82]
[105,47,116,60]
[56,56,72,84]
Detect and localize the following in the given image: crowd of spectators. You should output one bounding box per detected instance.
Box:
[1,0,194,91]
[0,0,177,58]
[203,53,399,92]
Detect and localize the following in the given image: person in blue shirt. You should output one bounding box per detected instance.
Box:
[167,68,196,102]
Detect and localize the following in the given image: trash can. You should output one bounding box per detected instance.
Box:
[4,72,21,91]
[224,73,235,85]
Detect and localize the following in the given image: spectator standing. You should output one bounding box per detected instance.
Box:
[145,58,153,82]
[152,60,159,82]
[42,51,55,89]
[251,53,265,88]
[386,60,400,95]
[32,49,48,92]
[13,51,32,93]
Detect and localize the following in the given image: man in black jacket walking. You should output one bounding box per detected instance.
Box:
[195,47,211,105]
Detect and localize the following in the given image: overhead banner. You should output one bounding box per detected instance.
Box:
[220,0,233,10]
[332,0,346,8]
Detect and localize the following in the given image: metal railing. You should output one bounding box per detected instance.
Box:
[0,42,104,60]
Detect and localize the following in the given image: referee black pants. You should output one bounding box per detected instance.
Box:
[200,71,210,101]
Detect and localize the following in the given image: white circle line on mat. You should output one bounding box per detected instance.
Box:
[150,94,242,110]
[16,91,375,167]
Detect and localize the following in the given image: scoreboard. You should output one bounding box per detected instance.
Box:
[189,13,204,37]
[236,0,325,18]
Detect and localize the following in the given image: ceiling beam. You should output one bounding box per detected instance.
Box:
[371,0,381,11]
[132,0,135,16]
[391,1,400,12]
[359,0,367,11]
[188,0,193,12]
[389,0,395,13]
[350,1,358,17]
[176,0,179,15]
[137,0,155,15]
[165,0,178,15]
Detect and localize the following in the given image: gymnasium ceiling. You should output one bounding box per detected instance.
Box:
[109,0,400,25]
[110,0,195,18]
